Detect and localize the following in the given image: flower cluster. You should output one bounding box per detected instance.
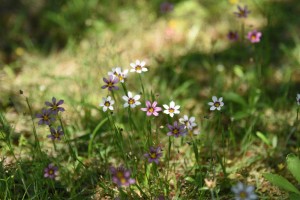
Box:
[36,97,65,141]
[228,5,262,44]
[110,166,135,187]
[100,60,227,188]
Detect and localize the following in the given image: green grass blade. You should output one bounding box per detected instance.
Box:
[286,154,300,184]
[263,173,300,195]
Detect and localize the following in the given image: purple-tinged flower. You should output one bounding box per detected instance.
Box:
[141,101,162,116]
[179,115,197,130]
[122,91,141,108]
[208,96,224,111]
[110,166,135,187]
[144,146,163,164]
[45,97,65,114]
[247,30,262,43]
[297,94,300,105]
[44,163,59,179]
[163,101,180,117]
[47,126,64,140]
[232,182,258,200]
[160,2,174,13]
[130,60,148,73]
[234,5,250,18]
[36,109,55,125]
[227,31,239,41]
[99,96,115,112]
[167,121,187,138]
[108,67,129,83]
[101,75,119,91]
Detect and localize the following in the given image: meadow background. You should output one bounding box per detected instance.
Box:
[1,0,300,199]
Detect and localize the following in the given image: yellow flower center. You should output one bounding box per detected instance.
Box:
[214,102,220,107]
[169,108,174,113]
[128,98,135,105]
[43,115,49,121]
[54,132,60,138]
[239,191,247,199]
[52,105,58,110]
[148,107,154,113]
[251,35,256,40]
[150,153,157,159]
[173,128,179,135]
[49,169,54,175]
[108,82,113,87]
[104,101,110,107]
[116,171,126,183]
[135,65,142,71]
[117,74,123,81]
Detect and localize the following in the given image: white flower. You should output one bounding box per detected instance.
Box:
[99,96,114,112]
[108,67,128,83]
[208,96,224,111]
[297,94,300,105]
[130,60,148,73]
[231,182,258,200]
[122,91,141,108]
[179,115,197,130]
[163,101,180,117]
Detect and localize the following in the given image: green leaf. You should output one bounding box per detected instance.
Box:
[263,173,300,195]
[256,131,271,146]
[223,92,247,107]
[290,193,300,200]
[287,154,300,184]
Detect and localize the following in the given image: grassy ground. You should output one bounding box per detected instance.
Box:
[1,0,300,199]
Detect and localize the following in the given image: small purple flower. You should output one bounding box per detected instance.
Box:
[160,2,174,13]
[247,30,262,43]
[45,97,65,115]
[44,163,58,179]
[110,166,135,187]
[234,5,250,18]
[144,146,163,164]
[167,121,187,138]
[141,101,162,116]
[36,109,55,125]
[101,75,119,91]
[47,126,64,140]
[227,31,239,41]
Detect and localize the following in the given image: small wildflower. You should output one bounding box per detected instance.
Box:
[232,182,258,200]
[110,166,135,187]
[167,121,187,137]
[179,115,197,130]
[160,2,174,13]
[108,67,128,83]
[204,178,217,189]
[141,101,162,116]
[227,31,239,41]
[101,75,119,91]
[234,5,250,18]
[144,146,163,164]
[44,163,58,179]
[122,92,141,108]
[45,97,65,115]
[163,101,180,117]
[36,109,55,125]
[130,60,148,73]
[99,96,115,112]
[208,96,224,111]
[247,30,262,43]
[297,94,300,105]
[47,126,64,140]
